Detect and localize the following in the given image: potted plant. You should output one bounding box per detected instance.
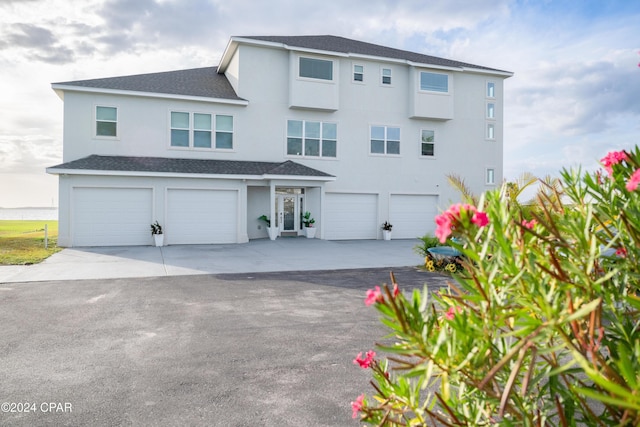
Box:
[382,221,393,240]
[151,221,164,246]
[302,211,316,238]
[259,215,278,240]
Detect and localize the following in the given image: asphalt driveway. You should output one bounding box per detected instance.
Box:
[0,268,450,426]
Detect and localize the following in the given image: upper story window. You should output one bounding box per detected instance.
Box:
[487,123,495,140]
[487,82,495,98]
[381,68,392,85]
[421,130,435,157]
[486,168,496,185]
[487,102,495,119]
[170,111,233,150]
[299,57,333,81]
[370,125,400,155]
[420,72,448,93]
[287,120,337,158]
[96,106,117,137]
[353,64,364,82]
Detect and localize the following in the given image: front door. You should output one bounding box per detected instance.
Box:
[277,194,299,232]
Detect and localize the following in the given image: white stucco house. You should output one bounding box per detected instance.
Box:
[47,35,512,247]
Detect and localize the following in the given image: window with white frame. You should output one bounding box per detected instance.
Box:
[287,120,337,158]
[487,102,495,119]
[370,125,400,155]
[486,168,495,185]
[420,72,448,93]
[299,57,333,81]
[96,106,117,137]
[170,111,233,149]
[381,68,392,85]
[421,130,435,157]
[487,82,495,98]
[487,123,495,140]
[353,64,364,82]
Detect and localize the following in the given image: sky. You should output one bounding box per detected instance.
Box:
[0,0,639,207]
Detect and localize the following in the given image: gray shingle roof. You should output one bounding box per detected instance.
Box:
[53,67,245,101]
[48,155,334,178]
[241,35,510,73]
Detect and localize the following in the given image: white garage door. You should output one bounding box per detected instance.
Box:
[324,193,378,240]
[390,194,438,239]
[73,187,153,247]
[167,189,238,244]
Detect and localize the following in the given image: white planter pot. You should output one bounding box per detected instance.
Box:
[153,234,164,247]
[267,226,278,240]
[383,230,392,241]
[304,226,317,239]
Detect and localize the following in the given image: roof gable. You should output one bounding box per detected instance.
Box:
[47,155,334,180]
[230,35,511,74]
[52,67,245,101]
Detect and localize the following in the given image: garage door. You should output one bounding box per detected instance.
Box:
[324,193,377,240]
[73,187,153,247]
[390,194,438,239]
[167,189,238,244]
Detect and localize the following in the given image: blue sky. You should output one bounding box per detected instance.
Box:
[0,0,638,207]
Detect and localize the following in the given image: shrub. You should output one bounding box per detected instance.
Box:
[352,147,640,426]
[414,234,443,258]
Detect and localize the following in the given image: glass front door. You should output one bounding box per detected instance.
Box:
[276,191,303,233]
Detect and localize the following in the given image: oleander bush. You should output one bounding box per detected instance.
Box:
[351,147,640,426]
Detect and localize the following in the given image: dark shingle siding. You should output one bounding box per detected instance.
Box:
[48,155,333,178]
[53,67,245,101]
[241,35,509,73]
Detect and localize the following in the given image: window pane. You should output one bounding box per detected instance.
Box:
[305,139,320,156]
[305,121,320,138]
[371,140,385,154]
[387,127,400,141]
[194,113,211,130]
[96,121,116,136]
[382,76,391,84]
[287,137,302,155]
[354,65,364,73]
[422,143,434,156]
[299,57,333,80]
[215,132,233,149]
[387,140,400,154]
[371,126,385,140]
[382,68,391,77]
[487,124,495,139]
[322,123,337,139]
[216,115,233,131]
[487,169,495,184]
[487,82,495,98]
[354,74,363,82]
[322,140,337,157]
[287,120,302,137]
[193,130,211,148]
[96,106,117,121]
[420,72,448,92]
[421,130,434,142]
[171,129,189,147]
[487,103,495,119]
[171,112,189,129]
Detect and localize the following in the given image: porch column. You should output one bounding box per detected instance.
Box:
[269,181,276,228]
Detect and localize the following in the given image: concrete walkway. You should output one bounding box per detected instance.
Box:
[0,238,425,283]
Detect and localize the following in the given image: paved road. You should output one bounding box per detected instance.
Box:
[0,268,451,426]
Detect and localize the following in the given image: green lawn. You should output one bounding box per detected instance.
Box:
[0,220,62,265]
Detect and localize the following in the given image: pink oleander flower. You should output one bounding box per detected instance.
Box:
[435,213,453,243]
[435,204,489,243]
[521,219,537,229]
[365,286,383,306]
[445,306,462,320]
[600,150,627,176]
[353,350,376,369]
[615,247,627,258]
[392,283,399,298]
[626,169,640,191]
[351,394,365,419]
[471,211,489,227]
